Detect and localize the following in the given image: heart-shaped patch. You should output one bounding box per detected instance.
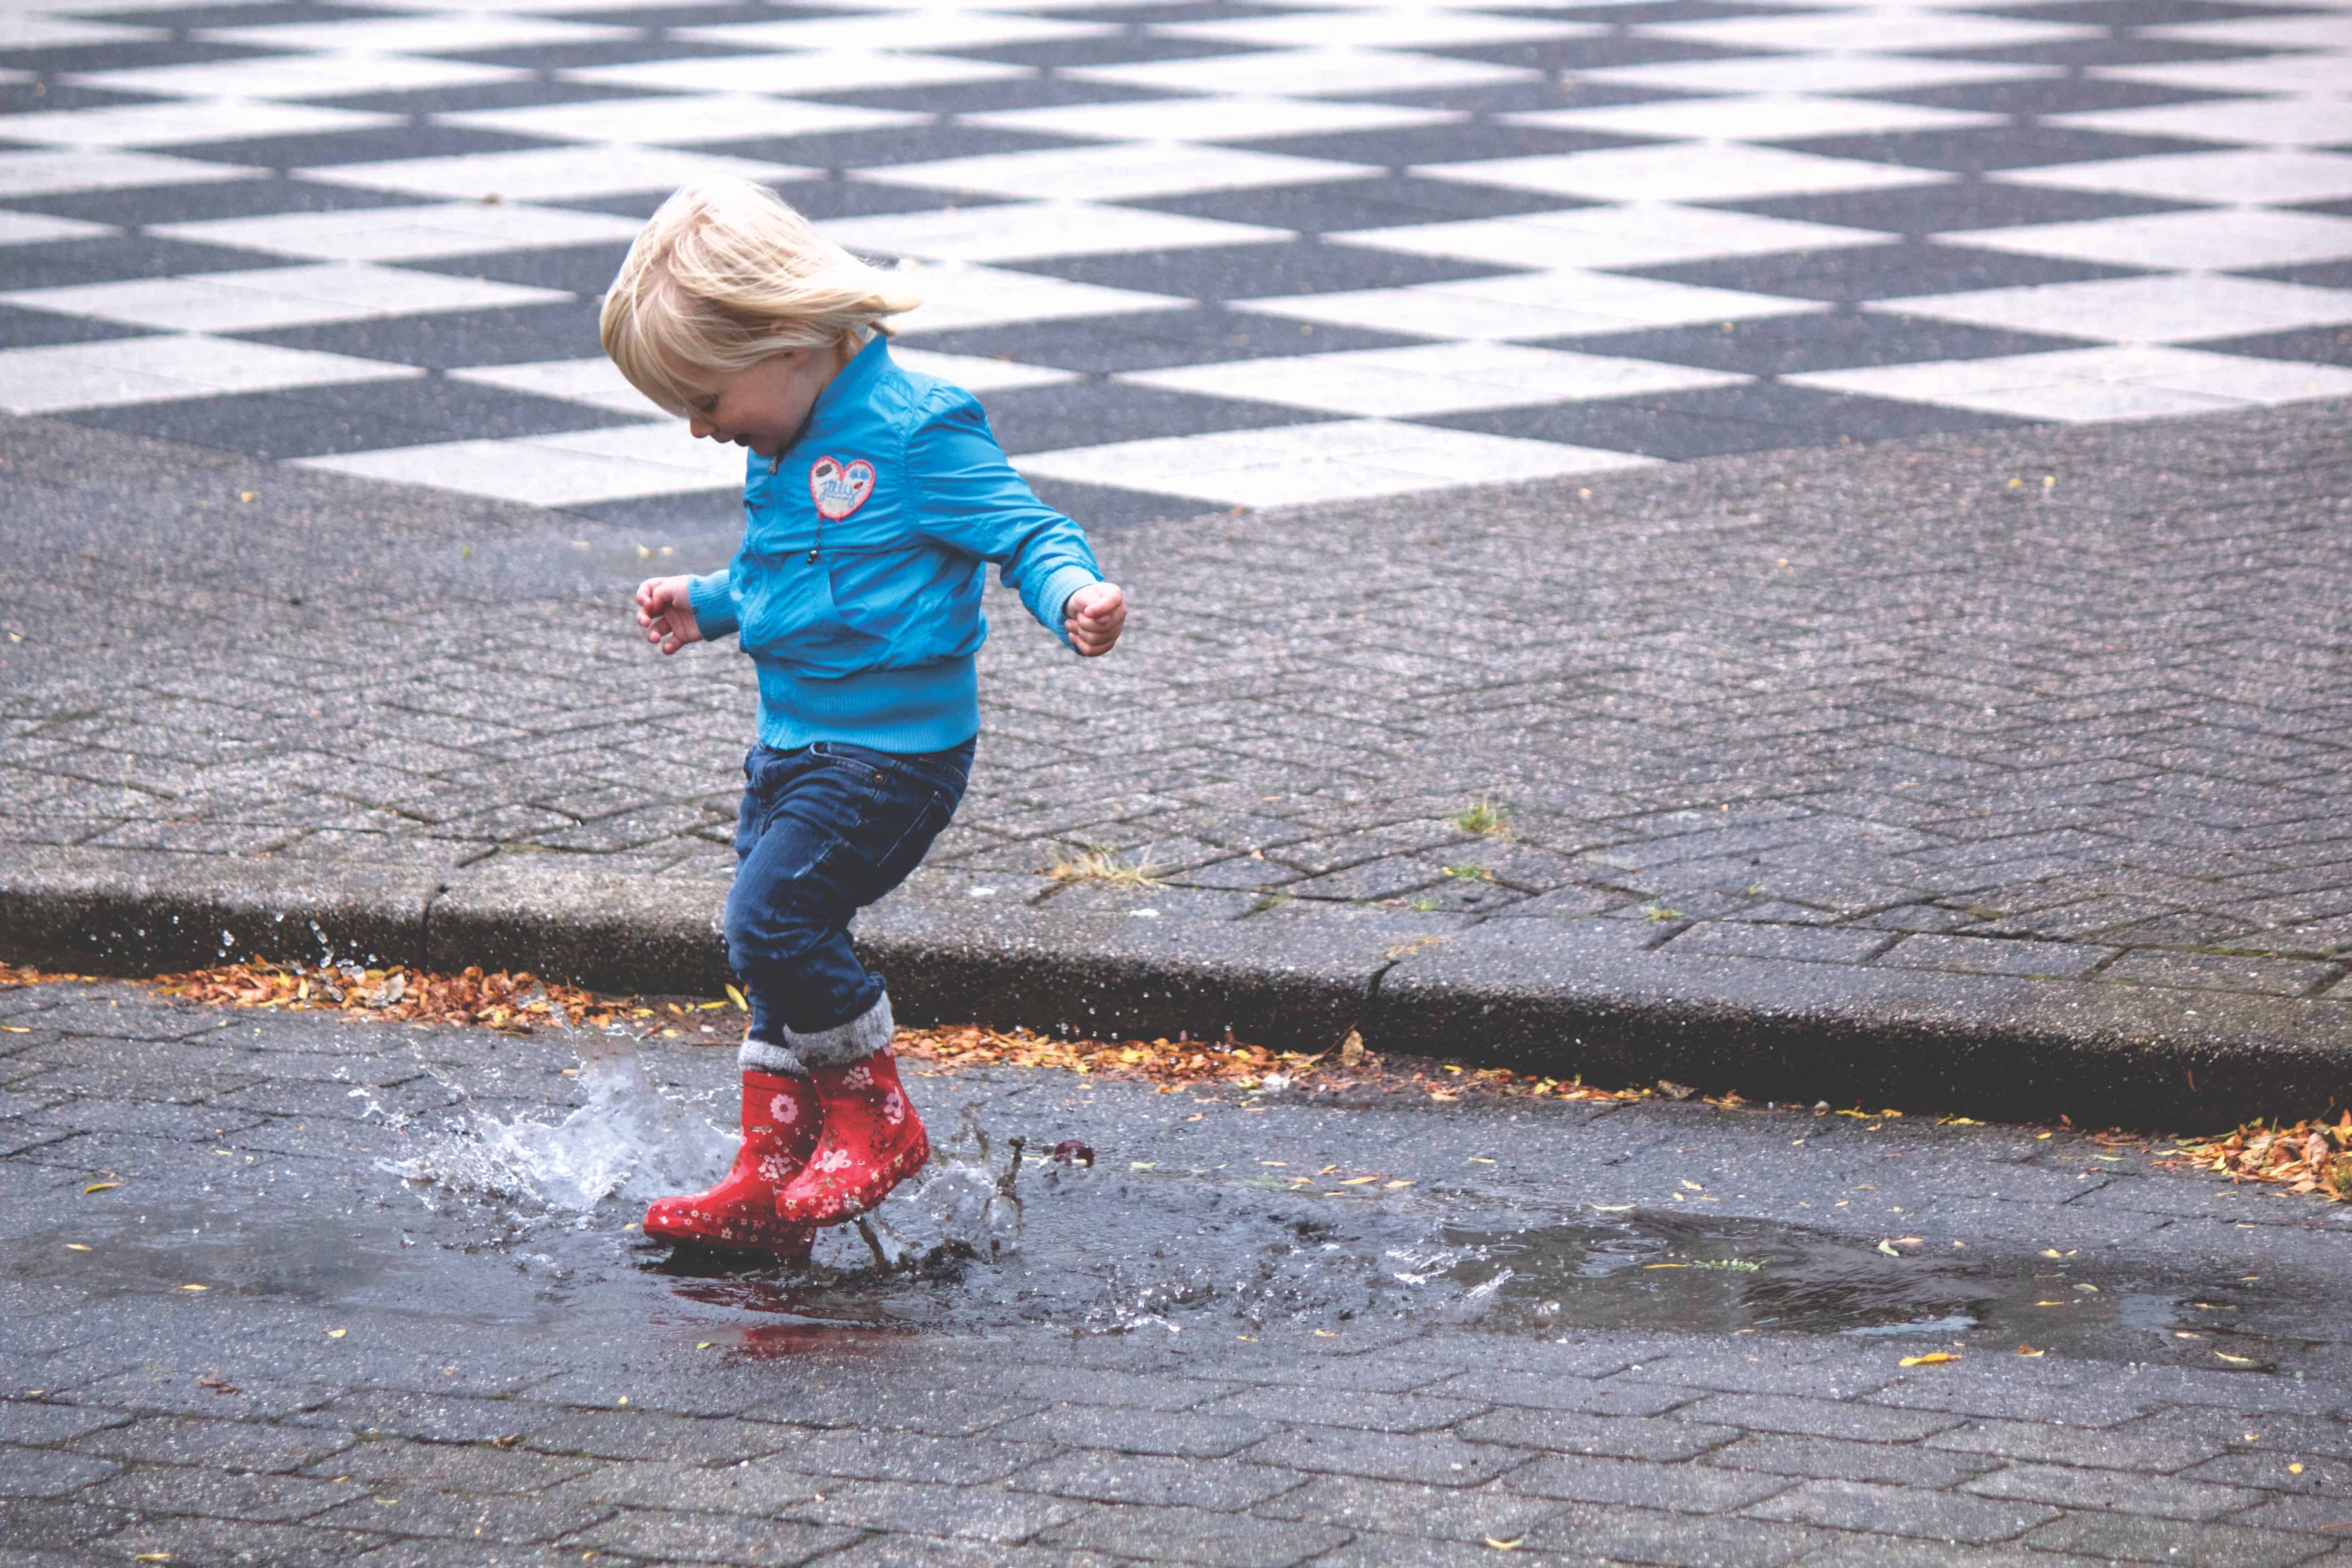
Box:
[808,455,875,521]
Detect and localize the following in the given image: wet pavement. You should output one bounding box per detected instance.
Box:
[7,979,2352,1567]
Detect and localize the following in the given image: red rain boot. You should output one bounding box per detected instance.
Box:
[772,1046,930,1225]
[643,1069,820,1259]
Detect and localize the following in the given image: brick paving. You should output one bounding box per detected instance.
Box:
[7,980,2352,1567]
[5,397,2351,1029]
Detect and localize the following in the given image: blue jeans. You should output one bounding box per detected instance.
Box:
[725,738,972,1044]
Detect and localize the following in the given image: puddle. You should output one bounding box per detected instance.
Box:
[10,1042,2340,1379]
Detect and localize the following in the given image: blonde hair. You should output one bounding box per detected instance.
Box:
[600,178,920,417]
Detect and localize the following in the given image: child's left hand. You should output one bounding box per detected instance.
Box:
[1065,582,1126,657]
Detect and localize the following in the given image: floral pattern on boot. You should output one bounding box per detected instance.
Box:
[772,1047,930,1226]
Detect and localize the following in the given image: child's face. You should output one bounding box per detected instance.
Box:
[677,345,838,459]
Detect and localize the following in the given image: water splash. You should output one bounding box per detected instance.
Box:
[384,1041,732,1215]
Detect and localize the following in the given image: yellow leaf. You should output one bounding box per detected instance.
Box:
[1314,1329,1338,1337]
[725,984,748,1012]
[697,1342,712,1350]
[1338,1175,1381,1186]
[1899,1353,1958,1367]
[0,1024,28,1033]
[2017,1345,2044,1357]
[64,1243,90,1251]
[1591,1203,1633,1212]
[1485,1538,1524,1551]
[2216,1352,2254,1364]
[1384,1180,1412,1189]
[1681,1180,1704,1192]
[179,1284,206,1291]
[326,1328,346,1339]
[83,1181,119,1194]
[2291,1464,2304,1475]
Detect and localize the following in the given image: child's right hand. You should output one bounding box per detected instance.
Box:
[636,575,702,655]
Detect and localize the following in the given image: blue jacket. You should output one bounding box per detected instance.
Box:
[686,336,1103,755]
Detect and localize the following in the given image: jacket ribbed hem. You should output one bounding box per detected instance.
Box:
[754,657,979,755]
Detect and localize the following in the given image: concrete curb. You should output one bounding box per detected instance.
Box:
[4,846,2345,1128]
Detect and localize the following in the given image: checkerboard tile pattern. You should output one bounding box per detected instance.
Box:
[0,0,2346,524]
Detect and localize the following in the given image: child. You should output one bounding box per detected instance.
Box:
[600,179,1126,1258]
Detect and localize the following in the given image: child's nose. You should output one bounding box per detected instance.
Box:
[689,417,715,440]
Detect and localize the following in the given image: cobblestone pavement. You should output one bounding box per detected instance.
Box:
[6,980,2352,1568]
[0,0,2348,522]
[6,395,2352,1032]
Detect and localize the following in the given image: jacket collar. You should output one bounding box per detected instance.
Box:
[791,333,892,457]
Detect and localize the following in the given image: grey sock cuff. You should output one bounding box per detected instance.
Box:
[781,991,895,1070]
[739,1039,808,1076]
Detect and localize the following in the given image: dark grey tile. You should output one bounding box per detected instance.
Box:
[2234,257,2352,289]
[1321,80,1707,114]
[0,236,280,291]
[1717,181,2204,235]
[689,123,1088,170]
[1134,173,1595,233]
[562,176,979,223]
[1547,311,2090,375]
[1423,34,1763,70]
[0,307,157,350]
[2,176,436,228]
[807,76,1166,115]
[59,377,632,460]
[945,34,1271,68]
[1774,124,2233,174]
[179,125,559,171]
[2187,324,2352,365]
[1430,382,2025,458]
[1230,120,1656,168]
[1910,34,2299,65]
[233,297,604,368]
[897,302,1432,372]
[1018,473,1208,527]
[0,81,161,115]
[406,241,631,294]
[434,38,742,70]
[304,78,655,116]
[1856,75,2260,115]
[1621,240,2145,302]
[975,377,1334,456]
[1006,238,1522,300]
[0,39,271,74]
[1972,0,2322,22]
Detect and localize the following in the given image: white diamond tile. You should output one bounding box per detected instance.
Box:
[195,14,633,51]
[959,95,1463,145]
[298,425,743,506]
[1633,8,2101,52]
[1581,54,2059,96]
[0,98,404,149]
[2088,57,2352,96]
[151,201,647,262]
[1418,143,1949,202]
[1150,9,1601,46]
[892,261,1185,333]
[2048,96,2352,151]
[860,141,1377,201]
[0,333,421,415]
[0,149,260,198]
[1236,269,1823,340]
[64,54,530,101]
[1505,93,2004,142]
[1015,418,1652,508]
[1064,46,1541,98]
[1874,274,2352,343]
[673,10,1117,49]
[1958,208,2352,272]
[1120,339,1744,415]
[1788,345,2352,422]
[560,49,1028,95]
[431,93,925,146]
[300,145,817,201]
[1334,203,1894,270]
[0,13,163,46]
[449,357,662,415]
[0,263,568,333]
[891,347,1082,391]
[825,201,1284,263]
[2141,13,2352,49]
[0,211,116,245]
[2001,149,2352,206]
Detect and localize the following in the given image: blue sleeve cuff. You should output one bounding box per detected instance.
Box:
[686,569,738,641]
[1037,563,1102,649]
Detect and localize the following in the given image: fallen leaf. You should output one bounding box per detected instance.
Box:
[1591,1204,1633,1212]
[326,1328,346,1339]
[1657,1080,1696,1100]
[64,1243,90,1251]
[1899,1353,1958,1367]
[2216,1352,2255,1364]
[2292,1464,2305,1475]
[1384,1180,1412,1189]
[1680,1180,1704,1192]
[83,1182,120,1194]
[2017,1345,2045,1357]
[1485,1538,1524,1551]
[725,984,748,1012]
[1643,1263,1689,1270]
[1338,1175,1382,1186]
[1877,1240,1902,1258]
[198,1373,241,1394]
[179,1284,206,1292]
